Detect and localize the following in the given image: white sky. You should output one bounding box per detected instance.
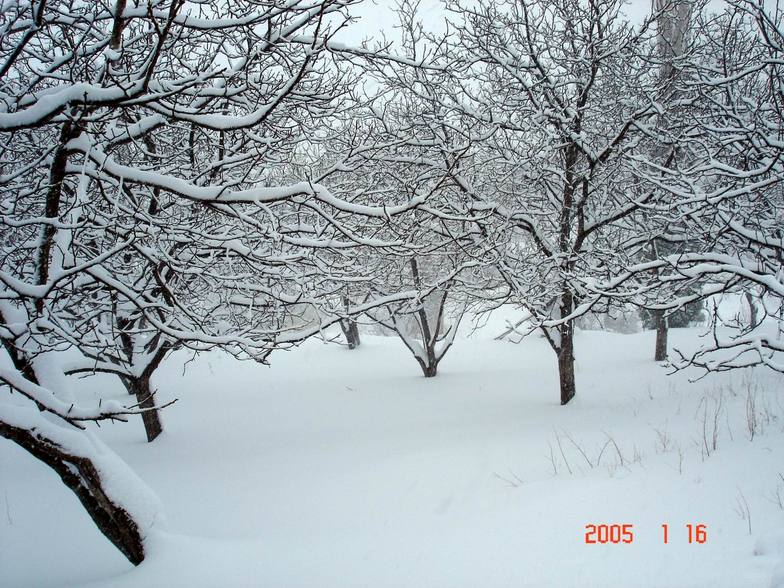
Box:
[336,0,658,45]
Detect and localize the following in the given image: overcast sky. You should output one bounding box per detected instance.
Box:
[336,0,657,45]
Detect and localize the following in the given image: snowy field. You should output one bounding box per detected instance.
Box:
[2,314,784,587]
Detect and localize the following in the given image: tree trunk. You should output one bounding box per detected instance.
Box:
[745,291,759,329]
[35,122,77,309]
[340,295,361,349]
[411,257,439,378]
[653,309,669,361]
[551,289,578,405]
[0,421,146,565]
[416,342,439,378]
[339,319,361,349]
[349,321,360,348]
[421,361,438,378]
[558,324,576,405]
[121,375,163,443]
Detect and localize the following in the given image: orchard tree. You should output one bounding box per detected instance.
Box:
[645,0,695,361]
[630,0,784,372]
[435,0,678,404]
[0,0,437,564]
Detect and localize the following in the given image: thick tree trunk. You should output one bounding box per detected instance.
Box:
[745,291,759,329]
[421,362,438,378]
[0,421,145,565]
[654,309,668,361]
[348,321,360,348]
[340,320,361,349]
[1,338,46,412]
[556,291,577,405]
[416,349,439,378]
[340,295,361,349]
[121,375,163,443]
[35,122,76,306]
[558,325,576,405]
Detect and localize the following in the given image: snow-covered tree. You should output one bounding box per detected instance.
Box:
[0,0,435,564]
[430,0,677,403]
[630,0,784,372]
[306,4,488,377]
[646,0,696,361]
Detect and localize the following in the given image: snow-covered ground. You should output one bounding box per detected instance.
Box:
[2,313,784,587]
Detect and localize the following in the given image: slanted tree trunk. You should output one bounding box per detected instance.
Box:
[0,421,145,565]
[1,59,147,559]
[115,320,170,442]
[120,374,163,443]
[654,309,669,361]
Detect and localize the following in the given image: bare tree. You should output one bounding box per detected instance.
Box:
[648,0,695,361]
[0,0,436,563]
[628,0,784,372]
[431,0,673,403]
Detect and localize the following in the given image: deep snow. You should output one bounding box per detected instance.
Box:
[2,313,784,587]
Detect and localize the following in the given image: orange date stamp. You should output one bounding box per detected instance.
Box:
[584,523,707,544]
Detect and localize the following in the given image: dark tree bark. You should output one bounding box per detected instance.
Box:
[650,0,691,363]
[557,292,576,405]
[116,320,169,443]
[419,360,438,378]
[372,258,458,378]
[35,121,77,309]
[339,295,361,350]
[558,327,576,405]
[745,291,759,329]
[120,374,163,443]
[0,422,145,565]
[543,292,577,405]
[1,338,46,411]
[410,258,446,378]
[348,321,361,348]
[654,309,669,361]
